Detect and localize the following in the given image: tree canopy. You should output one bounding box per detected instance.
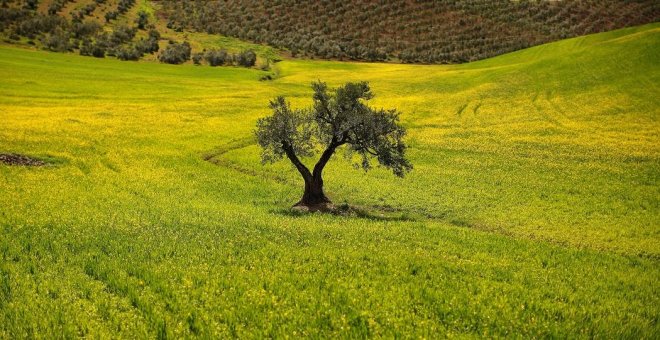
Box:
[256,81,412,208]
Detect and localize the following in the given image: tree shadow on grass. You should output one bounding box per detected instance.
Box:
[271,203,421,222]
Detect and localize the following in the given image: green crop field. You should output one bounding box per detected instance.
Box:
[0,23,658,338]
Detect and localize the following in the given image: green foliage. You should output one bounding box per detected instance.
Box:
[257,81,412,179]
[158,41,191,64]
[204,48,229,66]
[110,25,136,45]
[79,38,105,57]
[313,81,412,176]
[256,96,316,164]
[71,20,101,39]
[23,0,38,10]
[40,28,71,52]
[236,49,256,67]
[116,45,141,61]
[47,0,67,15]
[104,10,117,23]
[191,52,202,65]
[135,10,149,30]
[134,37,158,55]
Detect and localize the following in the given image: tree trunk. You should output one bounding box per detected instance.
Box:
[297,176,330,207]
[282,139,340,210]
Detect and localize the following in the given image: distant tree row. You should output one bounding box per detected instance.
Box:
[191,49,257,67]
[159,0,659,64]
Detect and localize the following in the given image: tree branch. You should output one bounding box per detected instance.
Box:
[312,138,341,179]
[282,142,312,182]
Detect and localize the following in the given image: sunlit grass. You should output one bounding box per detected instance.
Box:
[0,24,658,337]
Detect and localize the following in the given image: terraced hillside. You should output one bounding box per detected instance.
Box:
[0,19,659,339]
[160,0,659,63]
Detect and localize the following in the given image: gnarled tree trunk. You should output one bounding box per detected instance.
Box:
[283,139,340,209]
[298,176,329,207]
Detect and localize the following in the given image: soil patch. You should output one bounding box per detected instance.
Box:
[0,153,47,166]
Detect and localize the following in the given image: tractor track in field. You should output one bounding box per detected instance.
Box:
[202,138,291,185]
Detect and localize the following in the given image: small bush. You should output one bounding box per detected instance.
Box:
[236,49,256,67]
[41,29,71,52]
[148,29,160,41]
[204,49,228,66]
[135,10,148,30]
[135,37,158,54]
[158,41,191,64]
[104,11,117,23]
[192,52,203,65]
[111,25,136,45]
[72,20,101,38]
[24,0,38,10]
[91,44,105,58]
[79,38,105,58]
[116,45,141,61]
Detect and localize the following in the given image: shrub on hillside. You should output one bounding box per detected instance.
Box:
[135,37,158,54]
[148,29,160,41]
[116,45,141,61]
[41,28,71,52]
[192,52,203,65]
[135,10,148,30]
[16,15,68,39]
[110,25,136,45]
[72,20,101,38]
[47,0,67,16]
[117,0,135,15]
[236,49,256,67]
[79,38,93,55]
[23,0,38,10]
[104,11,117,23]
[204,49,229,66]
[92,45,105,57]
[158,41,191,64]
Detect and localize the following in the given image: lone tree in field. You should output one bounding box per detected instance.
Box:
[256,81,412,209]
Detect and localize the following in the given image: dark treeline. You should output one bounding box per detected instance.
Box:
[160,0,659,64]
[192,48,256,67]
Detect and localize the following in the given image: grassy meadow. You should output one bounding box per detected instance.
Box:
[0,24,659,337]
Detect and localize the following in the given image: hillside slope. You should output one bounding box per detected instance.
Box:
[2,0,658,65]
[0,0,278,64]
[160,0,659,63]
[0,23,658,337]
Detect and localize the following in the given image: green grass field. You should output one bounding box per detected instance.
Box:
[0,24,658,338]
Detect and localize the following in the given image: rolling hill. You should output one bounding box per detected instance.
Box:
[160,0,659,63]
[0,18,658,338]
[1,0,658,65]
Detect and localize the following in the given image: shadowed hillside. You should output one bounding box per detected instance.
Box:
[159,0,659,63]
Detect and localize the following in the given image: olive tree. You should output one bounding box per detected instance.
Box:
[256,81,412,209]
